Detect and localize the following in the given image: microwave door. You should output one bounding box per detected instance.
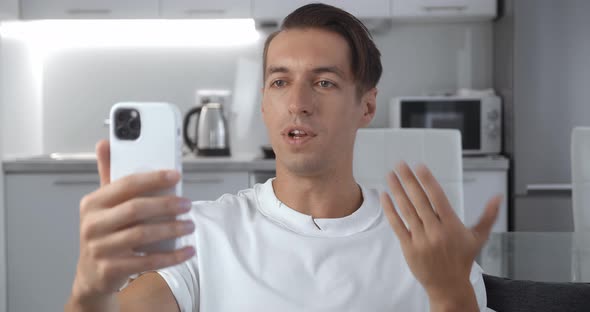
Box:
[400,100,481,154]
[425,112,465,131]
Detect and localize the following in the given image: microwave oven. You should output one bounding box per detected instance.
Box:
[389,95,502,155]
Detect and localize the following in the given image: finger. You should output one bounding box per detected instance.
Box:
[395,162,440,226]
[386,171,424,234]
[87,196,192,238]
[471,194,502,246]
[97,170,181,207]
[380,192,411,243]
[111,246,195,278]
[94,220,195,256]
[414,164,461,224]
[96,140,111,186]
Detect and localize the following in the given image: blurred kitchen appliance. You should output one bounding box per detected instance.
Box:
[389,95,502,155]
[183,96,230,156]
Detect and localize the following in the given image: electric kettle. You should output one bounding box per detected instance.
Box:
[183,102,230,156]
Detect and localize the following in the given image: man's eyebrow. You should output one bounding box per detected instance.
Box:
[266,65,346,78]
[266,66,289,76]
[311,66,346,78]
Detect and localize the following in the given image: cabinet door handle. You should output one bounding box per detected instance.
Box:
[463,177,477,183]
[184,9,226,15]
[54,179,100,186]
[421,5,467,12]
[66,9,112,15]
[183,178,223,184]
[526,183,572,194]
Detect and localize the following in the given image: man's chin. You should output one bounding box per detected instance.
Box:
[278,154,326,176]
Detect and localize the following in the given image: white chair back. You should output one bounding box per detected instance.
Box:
[571,127,590,232]
[353,128,464,222]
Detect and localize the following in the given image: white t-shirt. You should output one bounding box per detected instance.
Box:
[156,178,487,311]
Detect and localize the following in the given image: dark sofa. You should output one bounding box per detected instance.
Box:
[483,274,590,311]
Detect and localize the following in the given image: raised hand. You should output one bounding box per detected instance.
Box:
[380,161,502,311]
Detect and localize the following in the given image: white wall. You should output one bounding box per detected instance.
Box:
[1,37,43,158]
[42,43,264,154]
[3,21,493,155]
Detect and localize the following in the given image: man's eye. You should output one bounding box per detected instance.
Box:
[272,80,286,88]
[318,80,334,88]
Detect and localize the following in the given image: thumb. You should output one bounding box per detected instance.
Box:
[95,140,111,186]
[471,194,502,246]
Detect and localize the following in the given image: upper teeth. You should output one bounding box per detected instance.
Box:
[291,130,306,135]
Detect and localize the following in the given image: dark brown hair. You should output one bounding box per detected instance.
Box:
[262,3,383,95]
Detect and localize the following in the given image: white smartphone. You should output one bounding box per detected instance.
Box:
[109,102,183,253]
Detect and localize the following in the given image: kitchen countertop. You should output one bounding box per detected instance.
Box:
[1,154,276,173]
[2,154,510,173]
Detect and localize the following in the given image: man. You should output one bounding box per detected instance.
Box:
[66,3,501,311]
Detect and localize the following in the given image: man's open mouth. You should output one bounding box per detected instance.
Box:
[288,129,308,139]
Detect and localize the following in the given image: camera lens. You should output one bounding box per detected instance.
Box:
[116,110,129,122]
[117,127,129,138]
[129,119,140,130]
[114,108,140,140]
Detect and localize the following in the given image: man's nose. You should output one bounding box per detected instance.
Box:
[287,82,314,116]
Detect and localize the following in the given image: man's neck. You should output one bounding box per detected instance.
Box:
[272,164,363,219]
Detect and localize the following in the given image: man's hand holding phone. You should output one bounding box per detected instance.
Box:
[68,140,195,309]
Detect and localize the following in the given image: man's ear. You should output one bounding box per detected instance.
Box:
[358,87,377,127]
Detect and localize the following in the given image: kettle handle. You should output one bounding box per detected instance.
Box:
[183,106,202,151]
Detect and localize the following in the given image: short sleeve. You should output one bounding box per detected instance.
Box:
[156,256,200,312]
[156,211,200,312]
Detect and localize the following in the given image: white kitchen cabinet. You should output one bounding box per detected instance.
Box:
[391,0,497,22]
[0,36,6,312]
[0,61,5,312]
[182,171,250,201]
[4,173,99,312]
[2,169,249,311]
[253,0,391,20]
[514,196,573,231]
[160,0,252,19]
[0,0,19,20]
[20,0,159,19]
[463,170,508,232]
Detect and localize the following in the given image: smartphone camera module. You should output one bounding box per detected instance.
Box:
[114,108,141,140]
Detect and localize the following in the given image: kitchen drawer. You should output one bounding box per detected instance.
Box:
[392,0,496,22]
[0,0,18,20]
[4,173,100,312]
[253,0,391,20]
[183,171,250,201]
[514,195,573,231]
[463,170,508,232]
[160,0,252,18]
[20,0,159,19]
[2,169,247,311]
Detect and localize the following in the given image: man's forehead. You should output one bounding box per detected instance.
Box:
[265,29,353,78]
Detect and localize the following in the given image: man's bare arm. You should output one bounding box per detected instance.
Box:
[66,273,179,312]
[119,273,180,311]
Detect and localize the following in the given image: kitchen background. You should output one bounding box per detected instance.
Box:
[0,21,492,156]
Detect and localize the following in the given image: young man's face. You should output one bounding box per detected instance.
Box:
[262,28,376,176]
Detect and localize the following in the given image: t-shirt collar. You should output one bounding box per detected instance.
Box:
[255,178,382,237]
